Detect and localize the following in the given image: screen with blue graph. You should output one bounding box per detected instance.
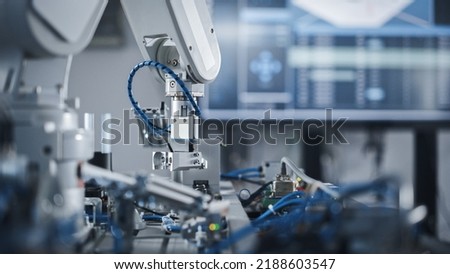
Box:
[204,0,450,121]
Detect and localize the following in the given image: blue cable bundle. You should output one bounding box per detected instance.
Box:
[221,166,262,181]
[142,214,181,233]
[161,215,181,233]
[127,60,202,136]
[208,188,337,253]
[142,214,163,222]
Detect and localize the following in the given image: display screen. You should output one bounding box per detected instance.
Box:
[204,0,450,121]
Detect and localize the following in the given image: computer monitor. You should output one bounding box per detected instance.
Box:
[204,0,450,121]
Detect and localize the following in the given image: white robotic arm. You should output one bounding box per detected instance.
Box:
[0,0,107,252]
[0,0,107,57]
[120,0,221,83]
[0,0,225,253]
[121,0,222,178]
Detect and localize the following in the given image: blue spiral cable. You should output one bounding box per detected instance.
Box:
[127,60,202,136]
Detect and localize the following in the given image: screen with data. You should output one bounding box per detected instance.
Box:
[204,0,450,121]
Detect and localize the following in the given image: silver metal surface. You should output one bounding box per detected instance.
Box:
[183,139,221,196]
[153,151,206,171]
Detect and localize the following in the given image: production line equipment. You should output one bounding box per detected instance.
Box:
[0,0,431,253]
[0,0,234,253]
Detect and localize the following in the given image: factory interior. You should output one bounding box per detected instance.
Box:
[1,0,450,253]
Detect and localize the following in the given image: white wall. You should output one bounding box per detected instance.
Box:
[69,15,165,173]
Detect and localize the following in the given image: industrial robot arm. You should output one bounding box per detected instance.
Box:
[0,0,107,252]
[120,0,221,83]
[0,0,225,253]
[121,0,221,176]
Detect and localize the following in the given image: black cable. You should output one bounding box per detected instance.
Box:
[133,203,179,219]
[167,141,174,153]
[240,181,273,207]
[134,203,164,215]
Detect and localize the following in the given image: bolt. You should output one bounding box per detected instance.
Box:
[170,80,176,88]
[193,152,199,157]
[171,59,179,66]
[194,160,200,165]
